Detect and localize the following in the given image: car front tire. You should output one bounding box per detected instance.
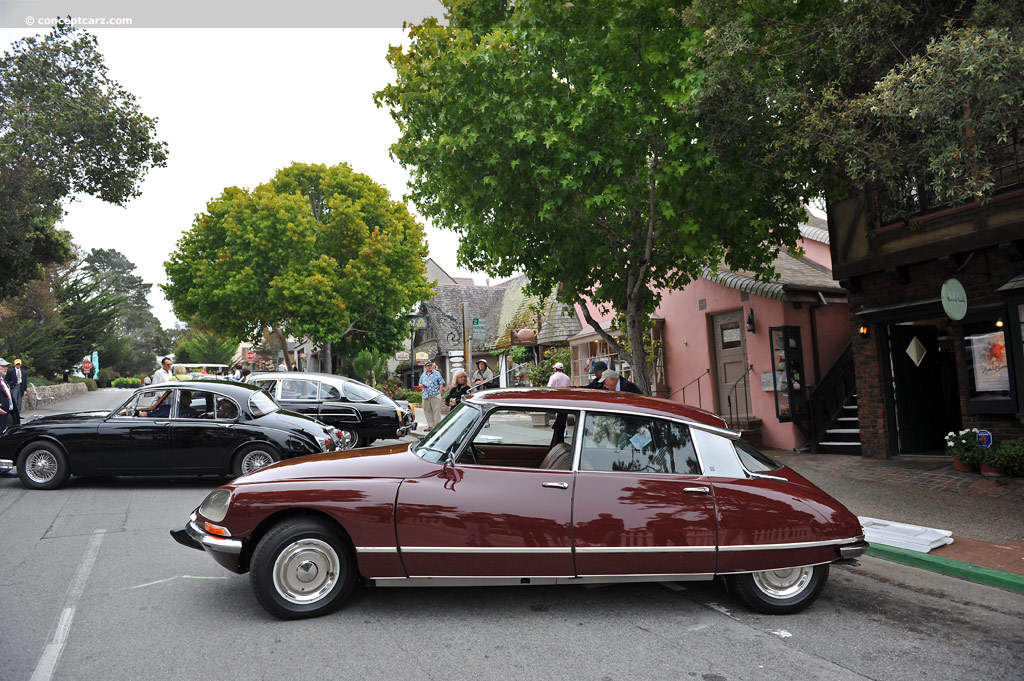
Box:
[249,518,357,620]
[232,444,280,477]
[17,441,71,490]
[727,564,829,615]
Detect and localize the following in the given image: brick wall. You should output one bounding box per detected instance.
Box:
[851,245,1024,458]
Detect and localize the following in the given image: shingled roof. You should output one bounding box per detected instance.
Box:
[702,249,847,303]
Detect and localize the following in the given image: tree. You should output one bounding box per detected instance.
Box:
[377,1,806,394]
[163,162,434,369]
[174,330,238,366]
[352,349,391,386]
[0,23,168,299]
[683,0,1024,213]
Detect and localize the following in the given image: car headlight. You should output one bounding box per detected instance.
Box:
[199,489,232,523]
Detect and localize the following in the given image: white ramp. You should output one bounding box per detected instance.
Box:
[858,516,954,553]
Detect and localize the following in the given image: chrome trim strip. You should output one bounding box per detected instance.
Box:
[355,546,399,554]
[372,574,715,587]
[400,546,572,554]
[577,404,738,440]
[718,536,863,552]
[716,561,830,575]
[184,517,243,555]
[0,458,13,472]
[747,471,788,482]
[575,545,715,554]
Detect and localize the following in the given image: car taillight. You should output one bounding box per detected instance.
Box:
[205,522,230,536]
[323,437,331,451]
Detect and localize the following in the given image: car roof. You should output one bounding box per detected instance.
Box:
[148,380,261,393]
[465,388,728,429]
[251,371,363,385]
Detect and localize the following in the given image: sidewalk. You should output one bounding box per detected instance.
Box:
[769,450,1024,594]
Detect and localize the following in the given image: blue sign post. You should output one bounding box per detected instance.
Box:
[977,429,993,448]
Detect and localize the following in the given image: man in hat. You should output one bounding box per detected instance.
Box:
[5,358,27,420]
[547,361,572,387]
[0,358,17,430]
[419,360,446,429]
[601,369,643,394]
[585,360,608,389]
[472,359,495,389]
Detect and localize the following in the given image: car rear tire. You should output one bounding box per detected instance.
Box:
[250,517,357,620]
[232,444,280,477]
[335,427,361,450]
[17,441,71,490]
[727,564,829,615]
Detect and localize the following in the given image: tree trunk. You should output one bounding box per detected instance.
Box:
[624,293,652,396]
[271,326,291,370]
[322,341,333,374]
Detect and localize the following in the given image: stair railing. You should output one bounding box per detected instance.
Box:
[807,343,856,452]
[668,368,711,410]
[726,364,754,429]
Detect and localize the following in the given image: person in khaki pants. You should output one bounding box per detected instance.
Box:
[419,361,446,430]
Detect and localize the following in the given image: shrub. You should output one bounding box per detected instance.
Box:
[112,377,142,389]
[404,390,422,404]
[72,376,98,391]
[96,367,119,387]
[986,437,1024,476]
[28,376,56,386]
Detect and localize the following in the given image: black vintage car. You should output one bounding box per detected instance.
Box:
[249,372,415,449]
[0,381,340,490]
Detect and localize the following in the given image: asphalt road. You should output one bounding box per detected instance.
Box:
[1,390,1022,680]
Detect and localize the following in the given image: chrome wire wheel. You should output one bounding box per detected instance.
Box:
[751,566,813,599]
[25,449,59,484]
[239,449,275,474]
[335,428,359,451]
[272,538,340,605]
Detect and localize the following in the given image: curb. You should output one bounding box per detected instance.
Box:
[867,544,1024,596]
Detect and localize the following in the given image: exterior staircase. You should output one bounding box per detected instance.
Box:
[816,394,862,455]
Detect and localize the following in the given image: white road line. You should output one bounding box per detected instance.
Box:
[29,529,106,681]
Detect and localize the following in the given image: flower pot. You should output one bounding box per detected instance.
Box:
[979,461,1004,477]
[951,454,975,472]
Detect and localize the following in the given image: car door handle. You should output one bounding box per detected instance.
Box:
[684,486,710,495]
[153,421,169,426]
[542,482,569,489]
[217,423,234,428]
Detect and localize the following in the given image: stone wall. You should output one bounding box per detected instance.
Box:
[23,382,88,410]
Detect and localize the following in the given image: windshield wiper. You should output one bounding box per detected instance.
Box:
[416,444,449,460]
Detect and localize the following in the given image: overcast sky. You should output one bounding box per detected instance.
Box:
[1,23,482,327]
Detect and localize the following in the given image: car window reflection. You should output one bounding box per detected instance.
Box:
[580,413,700,475]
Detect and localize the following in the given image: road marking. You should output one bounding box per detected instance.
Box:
[29,529,106,681]
[772,629,793,638]
[124,575,229,589]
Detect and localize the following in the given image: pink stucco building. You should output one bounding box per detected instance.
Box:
[571,212,852,450]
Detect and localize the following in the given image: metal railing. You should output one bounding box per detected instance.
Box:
[725,364,754,429]
[668,368,711,410]
[807,343,856,452]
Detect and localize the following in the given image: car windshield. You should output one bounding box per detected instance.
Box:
[248,390,280,417]
[414,402,481,463]
[344,381,382,402]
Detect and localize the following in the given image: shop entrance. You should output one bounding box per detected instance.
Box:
[888,321,962,454]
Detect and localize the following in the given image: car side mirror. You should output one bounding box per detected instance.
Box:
[441,450,457,477]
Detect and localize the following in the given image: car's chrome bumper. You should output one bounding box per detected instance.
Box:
[170,512,243,555]
[396,425,411,437]
[837,538,869,561]
[0,458,13,473]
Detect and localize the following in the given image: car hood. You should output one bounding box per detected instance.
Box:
[26,410,110,425]
[234,442,436,484]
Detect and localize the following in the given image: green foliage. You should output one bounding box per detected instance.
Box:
[0,24,167,299]
[377,1,805,393]
[28,375,55,386]
[71,376,97,391]
[175,329,238,366]
[986,438,1024,475]
[96,367,119,386]
[945,428,983,466]
[163,162,434,360]
[352,349,391,386]
[112,377,142,389]
[527,347,571,388]
[508,346,533,366]
[684,0,1024,214]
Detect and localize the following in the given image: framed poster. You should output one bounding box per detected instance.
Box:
[967,331,1009,392]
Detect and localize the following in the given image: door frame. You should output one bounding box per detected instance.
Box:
[709,309,752,421]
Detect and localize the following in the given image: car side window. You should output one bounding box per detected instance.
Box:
[580,413,700,475]
[281,380,318,400]
[253,379,277,396]
[319,382,342,401]
[175,390,209,419]
[214,395,239,420]
[134,390,174,418]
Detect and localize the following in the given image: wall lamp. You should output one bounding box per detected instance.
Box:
[858,325,869,337]
[746,309,755,333]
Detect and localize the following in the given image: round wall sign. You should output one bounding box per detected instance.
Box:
[941,278,967,321]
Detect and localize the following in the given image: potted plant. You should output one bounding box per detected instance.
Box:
[985,437,1024,477]
[945,429,982,472]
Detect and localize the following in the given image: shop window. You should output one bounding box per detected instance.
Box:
[962,309,1017,414]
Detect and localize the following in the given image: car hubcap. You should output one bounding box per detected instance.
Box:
[337,429,357,450]
[272,539,340,604]
[25,451,58,483]
[241,451,273,474]
[751,566,813,599]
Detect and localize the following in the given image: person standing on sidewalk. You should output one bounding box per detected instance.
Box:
[585,360,608,389]
[547,362,572,388]
[445,370,472,407]
[600,369,643,394]
[0,359,17,430]
[472,359,495,389]
[152,357,174,384]
[5,358,27,418]
[419,361,446,430]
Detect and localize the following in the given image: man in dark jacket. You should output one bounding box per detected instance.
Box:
[600,369,643,394]
[584,360,608,389]
[5,358,27,420]
[0,358,17,430]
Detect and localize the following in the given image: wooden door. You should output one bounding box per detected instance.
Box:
[888,325,945,454]
[712,311,752,421]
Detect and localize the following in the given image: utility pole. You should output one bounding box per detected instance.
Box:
[463,302,471,381]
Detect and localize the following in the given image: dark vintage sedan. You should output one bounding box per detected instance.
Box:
[0,381,340,490]
[172,388,867,619]
[248,372,415,449]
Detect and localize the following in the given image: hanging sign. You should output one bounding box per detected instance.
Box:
[941,278,968,321]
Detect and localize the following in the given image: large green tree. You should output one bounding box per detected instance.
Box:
[163,162,434,369]
[0,23,168,300]
[377,0,806,394]
[683,0,1024,213]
